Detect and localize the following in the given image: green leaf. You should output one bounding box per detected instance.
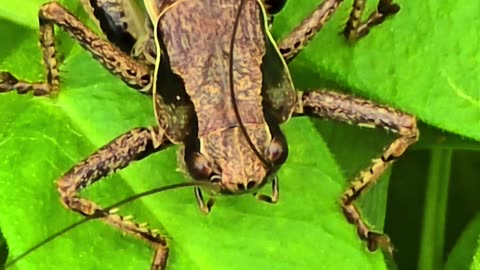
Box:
[0,2,46,28]
[413,124,480,151]
[274,0,480,142]
[0,1,399,270]
[418,149,452,270]
[1,0,479,269]
[445,214,480,270]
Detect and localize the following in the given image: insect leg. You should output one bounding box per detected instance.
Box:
[344,0,400,41]
[0,2,151,96]
[254,176,279,203]
[294,90,418,253]
[56,126,171,270]
[276,0,343,62]
[194,176,280,213]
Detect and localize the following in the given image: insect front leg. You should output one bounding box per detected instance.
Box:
[0,2,151,96]
[56,126,171,270]
[254,176,279,203]
[344,0,400,41]
[194,187,216,214]
[294,90,419,253]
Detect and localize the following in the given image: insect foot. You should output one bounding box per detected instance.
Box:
[0,72,50,96]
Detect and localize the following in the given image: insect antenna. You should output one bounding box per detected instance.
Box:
[3,181,217,269]
[229,0,272,167]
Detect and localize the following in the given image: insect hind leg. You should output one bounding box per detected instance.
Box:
[295,90,418,253]
[57,126,171,270]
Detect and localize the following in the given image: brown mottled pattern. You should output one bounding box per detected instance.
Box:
[158,0,266,136]
[56,126,169,270]
[0,17,57,96]
[200,125,270,191]
[298,90,416,135]
[39,18,60,90]
[57,127,162,197]
[156,0,272,188]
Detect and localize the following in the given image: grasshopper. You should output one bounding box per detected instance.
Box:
[0,0,418,269]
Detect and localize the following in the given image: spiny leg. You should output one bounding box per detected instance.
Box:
[294,90,418,253]
[344,0,400,41]
[276,0,343,62]
[0,2,151,96]
[194,176,280,214]
[56,126,171,270]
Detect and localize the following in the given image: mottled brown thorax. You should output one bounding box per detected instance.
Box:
[157,0,267,137]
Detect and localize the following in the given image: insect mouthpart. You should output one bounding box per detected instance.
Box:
[238,180,257,190]
[220,179,261,195]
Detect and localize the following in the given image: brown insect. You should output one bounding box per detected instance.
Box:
[0,0,418,269]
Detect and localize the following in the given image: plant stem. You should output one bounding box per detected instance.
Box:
[418,148,453,270]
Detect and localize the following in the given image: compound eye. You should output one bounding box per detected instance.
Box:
[187,152,213,180]
[266,137,286,164]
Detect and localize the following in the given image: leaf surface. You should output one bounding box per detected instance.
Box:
[1,0,478,269]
